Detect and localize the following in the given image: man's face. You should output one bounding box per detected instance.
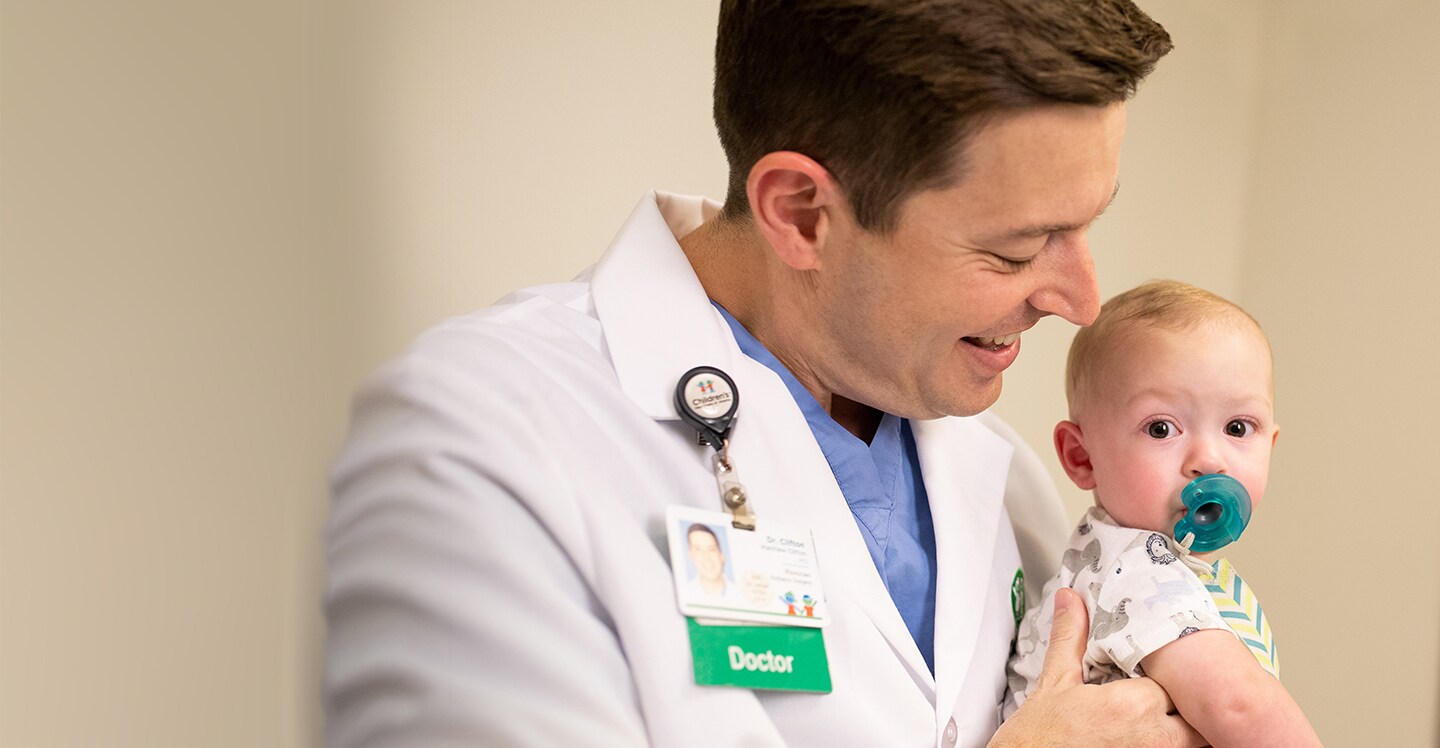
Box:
[687,529,725,582]
[1078,322,1278,535]
[802,104,1125,418]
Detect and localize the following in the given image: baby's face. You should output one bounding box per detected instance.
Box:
[1079,320,1278,536]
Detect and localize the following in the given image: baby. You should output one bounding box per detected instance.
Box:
[1003,280,1320,746]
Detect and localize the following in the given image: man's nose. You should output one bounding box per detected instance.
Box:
[1028,234,1100,326]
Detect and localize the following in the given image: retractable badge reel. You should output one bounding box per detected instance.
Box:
[674,366,755,530]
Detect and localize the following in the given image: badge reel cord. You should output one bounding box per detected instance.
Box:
[674,366,755,531]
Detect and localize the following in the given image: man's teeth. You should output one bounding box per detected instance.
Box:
[969,333,1021,348]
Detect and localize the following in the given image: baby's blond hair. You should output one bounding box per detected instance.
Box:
[1065,280,1269,419]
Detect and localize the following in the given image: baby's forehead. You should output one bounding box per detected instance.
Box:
[1117,313,1270,354]
[1078,316,1274,401]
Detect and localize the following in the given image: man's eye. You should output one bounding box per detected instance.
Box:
[1145,420,1176,439]
[1225,419,1255,437]
[994,254,1035,271]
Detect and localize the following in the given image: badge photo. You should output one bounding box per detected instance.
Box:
[667,506,827,628]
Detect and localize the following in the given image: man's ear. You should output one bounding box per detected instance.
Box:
[1053,420,1097,490]
[745,151,844,271]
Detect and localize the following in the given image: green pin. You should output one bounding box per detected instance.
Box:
[1010,568,1026,626]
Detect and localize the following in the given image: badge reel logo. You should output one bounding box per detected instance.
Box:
[686,374,734,421]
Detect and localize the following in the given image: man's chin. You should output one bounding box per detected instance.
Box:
[927,376,1004,418]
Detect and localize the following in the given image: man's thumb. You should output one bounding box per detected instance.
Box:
[1032,587,1089,694]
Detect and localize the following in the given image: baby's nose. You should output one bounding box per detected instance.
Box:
[1184,444,1227,477]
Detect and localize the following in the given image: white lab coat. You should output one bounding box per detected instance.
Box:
[325,191,1070,747]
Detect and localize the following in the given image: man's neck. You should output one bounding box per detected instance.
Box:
[829,395,885,444]
[680,217,885,443]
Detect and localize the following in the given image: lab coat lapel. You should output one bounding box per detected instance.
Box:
[913,416,1014,721]
[592,192,736,420]
[738,367,936,693]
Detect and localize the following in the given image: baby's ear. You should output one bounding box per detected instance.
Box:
[1053,420,1097,490]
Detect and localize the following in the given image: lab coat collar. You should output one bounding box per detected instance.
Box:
[591,191,732,421]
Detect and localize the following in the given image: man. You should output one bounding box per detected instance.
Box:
[326,1,1201,745]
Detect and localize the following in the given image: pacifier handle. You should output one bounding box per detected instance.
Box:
[1173,474,1252,553]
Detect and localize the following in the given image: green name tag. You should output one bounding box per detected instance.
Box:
[687,618,832,693]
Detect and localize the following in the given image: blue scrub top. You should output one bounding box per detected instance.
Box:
[714,303,939,673]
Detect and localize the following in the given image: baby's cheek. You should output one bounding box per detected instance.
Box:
[1243,474,1269,509]
[1099,483,1161,531]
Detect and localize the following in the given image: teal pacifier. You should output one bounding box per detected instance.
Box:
[1174,473,1252,553]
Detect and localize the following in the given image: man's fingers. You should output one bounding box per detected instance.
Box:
[1031,587,1088,694]
[1103,669,1205,746]
[1103,673,1177,714]
[1159,713,1207,747]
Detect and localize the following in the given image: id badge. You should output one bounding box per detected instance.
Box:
[667,506,832,693]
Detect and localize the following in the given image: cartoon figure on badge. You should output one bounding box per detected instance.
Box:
[780,591,798,615]
[801,594,818,617]
[682,522,744,607]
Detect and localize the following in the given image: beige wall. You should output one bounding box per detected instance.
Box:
[3,2,329,746]
[332,1,728,366]
[1233,3,1440,743]
[2,2,1435,746]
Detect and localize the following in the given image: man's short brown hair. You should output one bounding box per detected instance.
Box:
[713,0,1172,234]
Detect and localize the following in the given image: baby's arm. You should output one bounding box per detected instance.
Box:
[1142,629,1321,747]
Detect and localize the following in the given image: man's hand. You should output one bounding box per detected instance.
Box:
[989,588,1206,747]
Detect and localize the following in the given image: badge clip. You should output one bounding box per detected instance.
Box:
[713,442,755,531]
[675,366,754,530]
